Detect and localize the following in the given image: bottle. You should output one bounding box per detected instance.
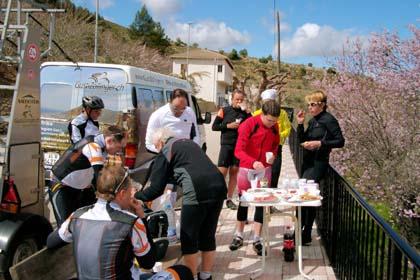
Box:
[283,226,295,262]
[163,190,177,243]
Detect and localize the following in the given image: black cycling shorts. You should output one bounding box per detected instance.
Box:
[180,201,223,254]
[217,145,239,168]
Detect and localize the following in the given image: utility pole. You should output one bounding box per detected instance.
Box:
[94,0,99,63]
[277,10,281,73]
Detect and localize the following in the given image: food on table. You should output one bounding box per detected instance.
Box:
[254,194,278,202]
[300,192,321,201]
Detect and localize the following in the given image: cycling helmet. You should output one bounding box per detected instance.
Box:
[82,96,104,110]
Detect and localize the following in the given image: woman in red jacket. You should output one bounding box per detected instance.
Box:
[229,100,280,256]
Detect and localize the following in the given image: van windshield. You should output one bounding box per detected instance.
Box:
[40,65,130,152]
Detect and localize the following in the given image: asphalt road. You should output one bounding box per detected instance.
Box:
[203,114,220,164]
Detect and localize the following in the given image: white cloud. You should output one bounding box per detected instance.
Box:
[91,0,115,9]
[140,0,182,19]
[279,23,363,58]
[166,20,251,50]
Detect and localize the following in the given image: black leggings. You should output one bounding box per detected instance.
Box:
[270,145,283,188]
[237,195,263,224]
[300,160,328,237]
[50,184,96,226]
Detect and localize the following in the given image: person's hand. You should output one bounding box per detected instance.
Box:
[252,161,265,171]
[227,122,240,129]
[129,197,145,218]
[297,110,305,124]
[301,141,321,151]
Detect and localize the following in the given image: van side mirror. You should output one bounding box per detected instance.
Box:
[204,112,211,124]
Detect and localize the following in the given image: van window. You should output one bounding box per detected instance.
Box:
[40,83,74,151]
[41,83,73,117]
[153,90,165,109]
[165,90,172,101]
[136,88,154,125]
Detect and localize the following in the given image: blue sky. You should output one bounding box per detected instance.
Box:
[73,0,419,67]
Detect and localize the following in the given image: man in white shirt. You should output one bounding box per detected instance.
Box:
[145,89,200,153]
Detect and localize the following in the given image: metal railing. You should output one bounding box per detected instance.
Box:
[289,127,420,280]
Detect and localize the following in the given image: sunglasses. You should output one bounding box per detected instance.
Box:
[112,133,125,141]
[307,102,322,107]
[113,168,129,194]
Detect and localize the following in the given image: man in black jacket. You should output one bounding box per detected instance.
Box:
[135,128,227,280]
[212,89,251,210]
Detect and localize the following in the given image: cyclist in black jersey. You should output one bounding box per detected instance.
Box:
[47,165,193,280]
[68,95,104,144]
[50,125,126,226]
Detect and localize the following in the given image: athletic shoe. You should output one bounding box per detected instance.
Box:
[229,236,244,251]
[253,240,266,256]
[198,272,212,280]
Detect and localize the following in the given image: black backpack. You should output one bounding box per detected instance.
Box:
[144,207,169,239]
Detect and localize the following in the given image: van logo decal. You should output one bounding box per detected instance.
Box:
[75,72,125,93]
[89,72,110,84]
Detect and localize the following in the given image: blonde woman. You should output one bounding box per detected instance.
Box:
[296,90,345,245]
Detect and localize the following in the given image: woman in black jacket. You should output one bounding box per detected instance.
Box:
[296,90,345,245]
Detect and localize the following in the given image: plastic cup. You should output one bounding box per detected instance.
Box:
[250,178,258,189]
[235,118,242,124]
[153,262,163,272]
[265,152,274,163]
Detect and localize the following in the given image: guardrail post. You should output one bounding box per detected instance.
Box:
[389,244,402,280]
[329,169,338,265]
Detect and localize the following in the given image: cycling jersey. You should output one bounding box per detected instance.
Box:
[48,198,193,280]
[52,134,105,189]
[234,115,280,169]
[212,105,251,146]
[69,113,100,144]
[58,199,153,279]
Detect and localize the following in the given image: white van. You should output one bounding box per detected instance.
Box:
[40,62,210,183]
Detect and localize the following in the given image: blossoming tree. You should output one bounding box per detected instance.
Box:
[317,26,419,248]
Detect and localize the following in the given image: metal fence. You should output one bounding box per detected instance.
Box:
[289,127,419,280]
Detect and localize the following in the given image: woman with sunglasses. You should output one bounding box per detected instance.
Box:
[47,165,193,280]
[296,90,345,245]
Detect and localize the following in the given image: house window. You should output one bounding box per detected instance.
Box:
[217,65,223,72]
